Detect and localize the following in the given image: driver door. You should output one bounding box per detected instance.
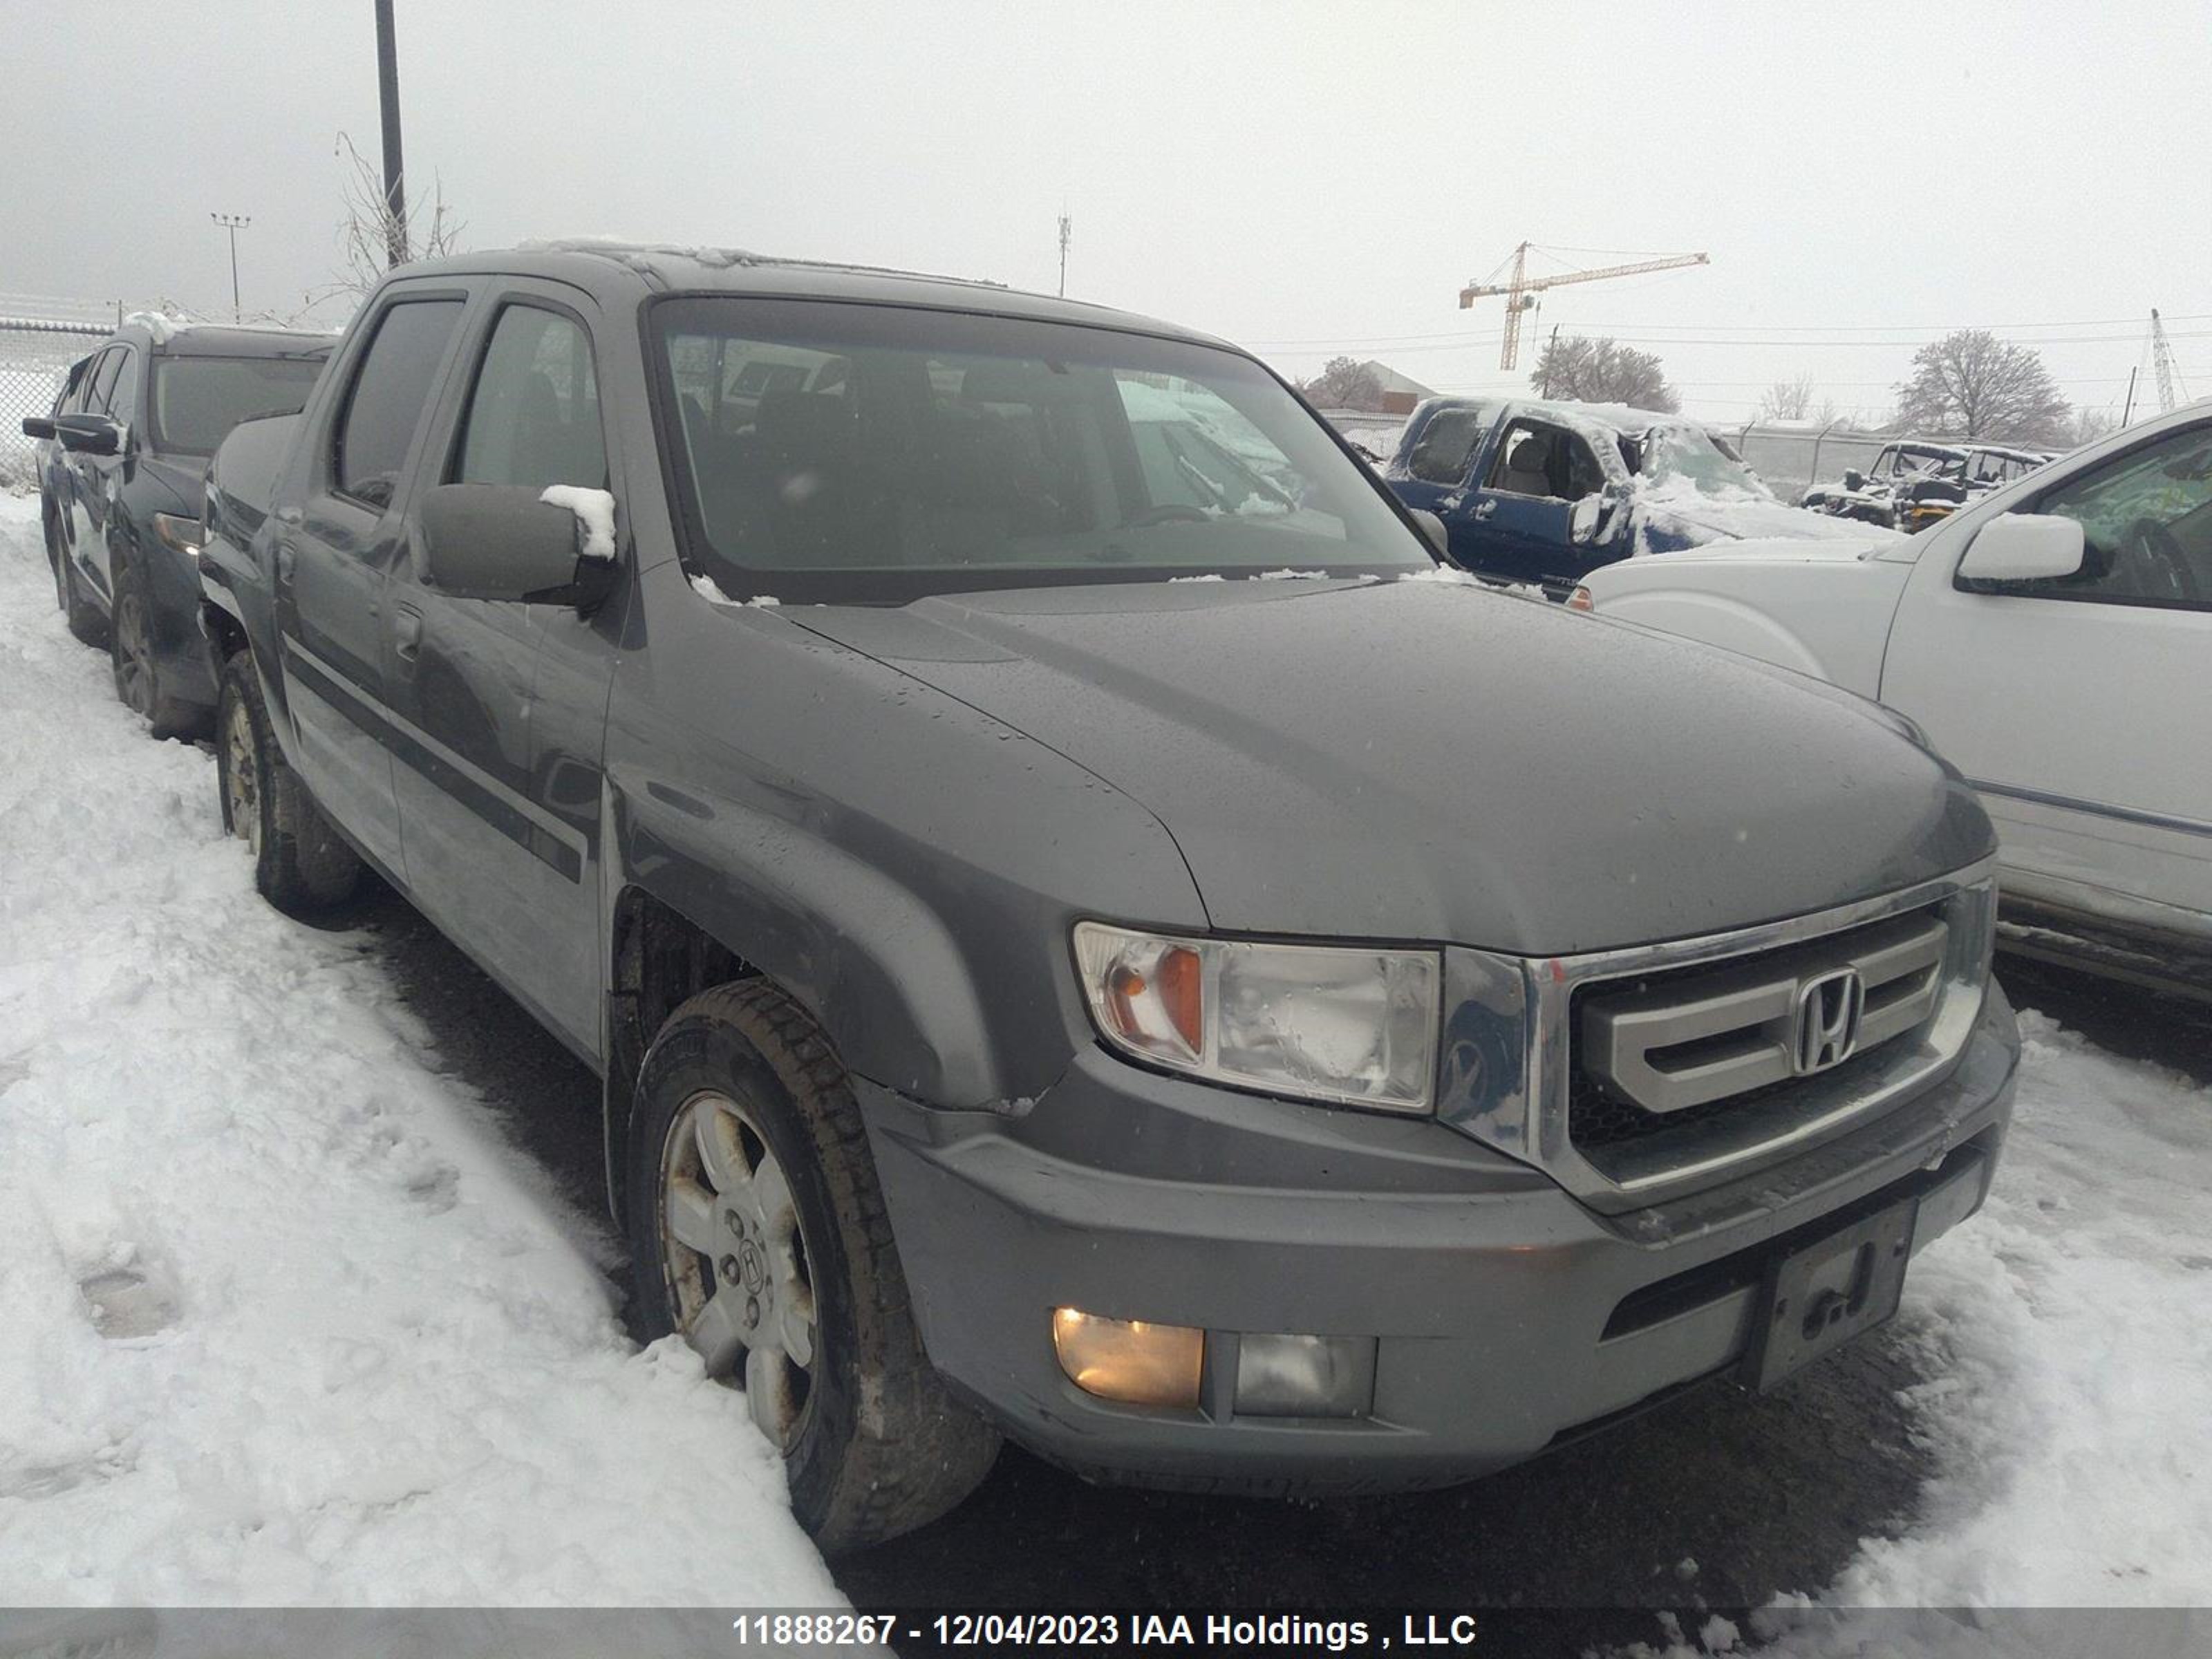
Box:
[1880,418,2212,936]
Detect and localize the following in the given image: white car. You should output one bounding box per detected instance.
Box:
[1574,402,2212,992]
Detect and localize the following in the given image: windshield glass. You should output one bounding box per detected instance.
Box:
[151,355,327,456]
[650,297,1432,602]
[1636,423,1774,499]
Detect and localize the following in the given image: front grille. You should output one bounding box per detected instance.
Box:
[1568,904,1948,1156]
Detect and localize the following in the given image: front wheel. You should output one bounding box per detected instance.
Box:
[628,981,1000,1552]
[216,650,363,914]
[111,562,199,739]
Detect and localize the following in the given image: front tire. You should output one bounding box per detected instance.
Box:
[110,562,198,739]
[628,981,1000,1553]
[216,650,362,914]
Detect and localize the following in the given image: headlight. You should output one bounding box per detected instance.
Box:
[1071,922,1440,1113]
[152,512,205,560]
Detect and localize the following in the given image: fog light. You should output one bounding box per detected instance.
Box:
[1053,1308,1203,1409]
[1233,1333,1375,1418]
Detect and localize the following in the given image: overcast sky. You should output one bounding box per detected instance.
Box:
[7,0,2208,425]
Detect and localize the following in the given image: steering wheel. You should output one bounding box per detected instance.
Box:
[1125,504,1212,528]
[2119,517,2200,602]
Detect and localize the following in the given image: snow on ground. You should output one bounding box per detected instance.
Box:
[0,494,841,1606]
[1613,1007,2212,1655]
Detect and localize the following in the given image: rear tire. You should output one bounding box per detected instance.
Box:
[216,649,363,915]
[110,562,198,740]
[627,980,1000,1553]
[55,532,106,647]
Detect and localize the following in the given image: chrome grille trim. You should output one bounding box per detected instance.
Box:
[1580,910,1949,1116]
[1437,861,1998,1212]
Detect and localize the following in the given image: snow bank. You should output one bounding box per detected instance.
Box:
[538,485,617,561]
[0,496,840,1606]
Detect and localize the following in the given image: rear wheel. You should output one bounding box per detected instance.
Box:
[216,650,362,914]
[628,981,1000,1552]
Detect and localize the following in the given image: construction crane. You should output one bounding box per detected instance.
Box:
[2149,308,2186,414]
[1459,242,1709,370]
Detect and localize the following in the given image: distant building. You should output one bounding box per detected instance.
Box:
[1360,360,1436,415]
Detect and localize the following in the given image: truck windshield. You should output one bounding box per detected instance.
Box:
[150,356,327,457]
[1638,424,1774,499]
[648,297,1432,602]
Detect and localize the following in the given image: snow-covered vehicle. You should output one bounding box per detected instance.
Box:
[1381,395,1875,590]
[196,243,2019,1550]
[1574,402,2212,993]
[1801,442,2054,532]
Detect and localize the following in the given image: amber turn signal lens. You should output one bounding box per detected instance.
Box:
[1052,1308,1204,1409]
[1565,585,1593,612]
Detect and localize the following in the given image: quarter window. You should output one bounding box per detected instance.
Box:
[453,306,606,489]
[334,299,465,509]
[1967,424,2212,610]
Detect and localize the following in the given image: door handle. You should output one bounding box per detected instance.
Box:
[275,543,297,585]
[393,606,423,660]
[1473,499,1499,520]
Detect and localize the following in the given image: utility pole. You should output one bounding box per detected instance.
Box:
[2120,366,2139,428]
[375,0,409,267]
[1538,324,1559,396]
[1057,214,1072,298]
[211,213,251,319]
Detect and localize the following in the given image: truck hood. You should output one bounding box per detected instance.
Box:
[1623,534,1899,568]
[796,578,1990,955]
[1631,482,1891,547]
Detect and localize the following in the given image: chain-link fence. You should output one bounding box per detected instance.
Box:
[1731,422,1950,503]
[1,297,133,491]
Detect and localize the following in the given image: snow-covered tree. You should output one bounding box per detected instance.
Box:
[1893,330,2070,445]
[1297,357,1385,411]
[1533,336,1680,411]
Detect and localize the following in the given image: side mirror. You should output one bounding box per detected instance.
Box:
[55,413,122,456]
[1409,508,1450,561]
[1841,468,1866,491]
[21,415,56,442]
[1956,513,2085,583]
[1570,495,1606,545]
[418,483,616,607]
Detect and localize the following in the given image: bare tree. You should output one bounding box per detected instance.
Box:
[1759,372,1819,422]
[2065,405,2119,449]
[1893,329,2070,445]
[1297,356,1385,411]
[1531,335,1680,411]
[317,131,465,304]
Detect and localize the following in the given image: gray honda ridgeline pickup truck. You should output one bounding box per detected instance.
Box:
[198,243,2018,1549]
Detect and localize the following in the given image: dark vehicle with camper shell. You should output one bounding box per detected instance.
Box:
[24,319,330,735]
[196,243,2020,1549]
[1380,395,1871,591]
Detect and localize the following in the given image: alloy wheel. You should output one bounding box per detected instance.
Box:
[659,1089,818,1448]
[223,695,261,851]
[114,591,154,715]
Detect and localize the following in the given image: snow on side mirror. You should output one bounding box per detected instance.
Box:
[1956,513,2086,584]
[1571,496,1604,545]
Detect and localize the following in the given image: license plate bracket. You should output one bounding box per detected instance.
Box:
[1744,1196,1919,1391]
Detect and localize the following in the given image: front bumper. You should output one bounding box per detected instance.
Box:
[859,982,2018,1492]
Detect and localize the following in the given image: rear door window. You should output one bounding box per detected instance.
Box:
[333,299,465,509]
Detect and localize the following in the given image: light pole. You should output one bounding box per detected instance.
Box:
[211,213,251,319]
